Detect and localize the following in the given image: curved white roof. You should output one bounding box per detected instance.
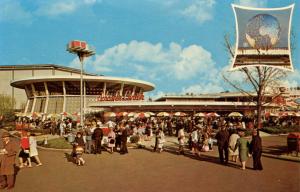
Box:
[10,75,155,92]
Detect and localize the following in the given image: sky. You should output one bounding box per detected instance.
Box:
[0,0,299,99]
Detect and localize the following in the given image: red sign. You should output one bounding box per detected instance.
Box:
[96,94,144,102]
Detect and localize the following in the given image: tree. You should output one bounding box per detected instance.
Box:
[0,94,15,121]
[222,34,288,128]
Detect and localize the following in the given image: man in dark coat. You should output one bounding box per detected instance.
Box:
[215,125,230,164]
[0,132,19,190]
[92,125,103,154]
[120,127,128,155]
[249,129,263,170]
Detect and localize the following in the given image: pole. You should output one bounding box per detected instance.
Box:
[79,54,84,127]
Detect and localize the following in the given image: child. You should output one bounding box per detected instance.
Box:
[73,132,85,166]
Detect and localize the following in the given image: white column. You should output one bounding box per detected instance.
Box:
[31,84,36,113]
[102,82,106,96]
[120,83,124,96]
[132,86,136,96]
[62,81,66,113]
[44,82,49,115]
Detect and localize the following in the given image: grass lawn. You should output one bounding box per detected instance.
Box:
[37,137,72,149]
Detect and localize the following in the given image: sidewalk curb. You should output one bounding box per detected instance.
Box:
[262,153,300,163]
[37,146,72,152]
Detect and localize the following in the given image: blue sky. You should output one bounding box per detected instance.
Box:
[0,0,299,98]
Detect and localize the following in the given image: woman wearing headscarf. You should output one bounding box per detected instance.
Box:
[249,129,263,170]
[234,129,249,170]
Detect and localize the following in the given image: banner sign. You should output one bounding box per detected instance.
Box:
[231,4,294,71]
[96,94,144,101]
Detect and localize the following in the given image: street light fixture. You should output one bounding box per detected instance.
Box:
[67,40,95,127]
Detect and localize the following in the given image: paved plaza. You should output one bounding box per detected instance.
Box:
[11,136,300,192]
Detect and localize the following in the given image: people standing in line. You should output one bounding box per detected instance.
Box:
[215,125,229,165]
[120,126,128,155]
[157,128,165,153]
[249,129,263,171]
[228,129,240,163]
[177,125,185,155]
[107,128,116,154]
[0,132,18,190]
[84,124,93,154]
[235,129,250,170]
[19,132,32,168]
[29,133,42,166]
[92,125,103,155]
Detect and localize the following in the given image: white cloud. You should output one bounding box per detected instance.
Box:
[182,83,224,94]
[234,0,268,8]
[181,0,216,24]
[35,0,101,17]
[0,0,32,24]
[173,45,215,80]
[78,41,216,81]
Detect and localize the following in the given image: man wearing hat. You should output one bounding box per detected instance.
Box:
[0,132,18,189]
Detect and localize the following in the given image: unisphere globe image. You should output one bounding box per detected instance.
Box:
[245,14,281,50]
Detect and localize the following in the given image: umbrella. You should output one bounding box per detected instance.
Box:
[206,112,220,117]
[228,112,243,117]
[265,112,278,117]
[157,112,170,117]
[194,112,206,117]
[104,112,116,117]
[116,112,128,117]
[145,112,155,116]
[128,112,137,117]
[60,112,71,116]
[47,113,60,118]
[173,112,187,117]
[134,112,150,118]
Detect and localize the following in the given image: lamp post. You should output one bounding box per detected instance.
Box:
[67,40,95,127]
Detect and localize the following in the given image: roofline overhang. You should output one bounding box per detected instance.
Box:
[10,75,155,92]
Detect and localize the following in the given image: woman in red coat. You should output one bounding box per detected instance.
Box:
[19,132,32,168]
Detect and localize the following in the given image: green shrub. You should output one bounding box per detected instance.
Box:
[37,137,72,149]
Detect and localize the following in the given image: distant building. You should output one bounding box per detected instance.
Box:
[1,64,299,117]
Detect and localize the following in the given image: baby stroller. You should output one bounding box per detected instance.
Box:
[72,144,85,166]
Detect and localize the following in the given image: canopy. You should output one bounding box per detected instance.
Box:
[206,112,220,117]
[116,112,128,117]
[134,112,150,118]
[157,112,170,117]
[104,112,116,117]
[228,112,243,117]
[173,112,187,117]
[194,112,205,117]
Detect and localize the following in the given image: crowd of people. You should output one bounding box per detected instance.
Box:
[0,114,267,189]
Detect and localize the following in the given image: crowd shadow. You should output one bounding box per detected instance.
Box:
[262,145,287,156]
[140,143,248,170]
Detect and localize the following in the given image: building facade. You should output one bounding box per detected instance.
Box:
[2,64,299,117]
